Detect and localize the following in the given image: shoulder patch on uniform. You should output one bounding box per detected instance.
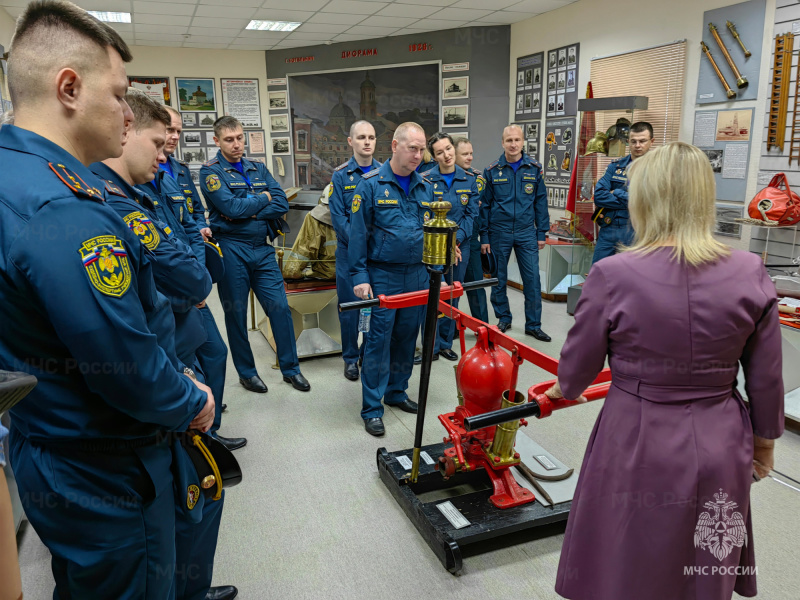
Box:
[530,159,543,170]
[463,169,476,178]
[469,167,482,177]
[420,169,434,177]
[123,211,160,251]
[476,175,485,193]
[205,174,221,192]
[487,160,499,170]
[78,235,131,297]
[202,159,219,167]
[334,162,349,172]
[49,163,102,200]
[103,180,127,198]
[351,194,362,213]
[362,169,380,180]
[187,485,199,510]
[177,159,189,167]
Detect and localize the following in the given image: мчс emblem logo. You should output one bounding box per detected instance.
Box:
[694,489,747,561]
[352,194,362,213]
[524,183,534,194]
[460,194,469,205]
[79,236,131,297]
[123,211,160,251]
[205,174,221,192]
[187,484,200,510]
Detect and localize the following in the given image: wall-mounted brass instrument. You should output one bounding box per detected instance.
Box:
[710,22,748,89]
[701,41,736,99]
[726,21,751,58]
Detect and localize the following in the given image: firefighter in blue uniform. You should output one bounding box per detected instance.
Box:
[0,5,214,597]
[481,125,551,341]
[591,121,654,264]
[349,122,431,437]
[89,88,235,600]
[421,133,478,361]
[157,106,234,451]
[454,137,489,323]
[200,116,310,394]
[329,120,380,381]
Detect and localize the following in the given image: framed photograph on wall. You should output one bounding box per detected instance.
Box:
[176,78,216,112]
[129,76,171,105]
[442,76,469,100]
[270,114,290,133]
[272,137,291,155]
[268,91,287,109]
[442,105,468,127]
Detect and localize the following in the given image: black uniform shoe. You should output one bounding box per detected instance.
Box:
[215,435,247,451]
[365,417,385,436]
[344,363,359,381]
[221,404,228,413]
[283,373,311,391]
[413,351,439,365]
[389,398,418,414]
[439,348,458,361]
[497,322,512,333]
[205,586,238,600]
[526,328,552,342]
[239,375,267,393]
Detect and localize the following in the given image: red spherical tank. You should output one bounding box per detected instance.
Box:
[456,338,513,417]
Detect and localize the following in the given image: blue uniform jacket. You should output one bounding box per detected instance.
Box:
[329,156,381,250]
[480,152,549,243]
[467,166,486,243]
[348,160,433,286]
[90,162,211,313]
[166,155,206,230]
[593,155,633,219]
[420,164,479,245]
[199,151,288,243]
[153,170,206,269]
[0,125,206,441]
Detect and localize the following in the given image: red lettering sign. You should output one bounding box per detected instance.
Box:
[409,43,432,52]
[285,56,314,63]
[341,48,378,59]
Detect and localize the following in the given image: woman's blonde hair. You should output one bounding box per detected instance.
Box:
[625,141,730,266]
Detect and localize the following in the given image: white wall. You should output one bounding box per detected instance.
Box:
[510,0,777,251]
[1,8,15,49]
[126,45,270,164]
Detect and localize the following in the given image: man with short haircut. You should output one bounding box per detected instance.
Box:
[161,104,235,449]
[349,122,430,436]
[330,119,381,381]
[0,2,213,596]
[200,116,310,393]
[481,124,551,341]
[90,88,236,600]
[591,121,655,264]
[454,137,489,324]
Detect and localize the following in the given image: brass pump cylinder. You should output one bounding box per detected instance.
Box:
[701,41,736,99]
[423,201,458,266]
[489,390,526,460]
[709,23,748,89]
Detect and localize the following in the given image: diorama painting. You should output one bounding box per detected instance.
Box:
[288,64,439,189]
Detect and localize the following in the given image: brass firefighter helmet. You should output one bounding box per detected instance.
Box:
[605,117,631,143]
[584,131,609,156]
[545,131,557,149]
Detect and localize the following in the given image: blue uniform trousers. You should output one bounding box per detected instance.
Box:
[361,263,427,420]
[216,239,299,379]
[335,246,360,365]
[195,305,228,432]
[464,236,489,323]
[435,244,470,352]
[489,231,542,330]
[591,221,634,264]
[10,431,176,599]
[174,491,224,600]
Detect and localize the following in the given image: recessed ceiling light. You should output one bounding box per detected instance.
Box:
[87,11,131,23]
[246,20,301,32]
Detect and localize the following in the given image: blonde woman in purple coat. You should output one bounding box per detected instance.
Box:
[548,142,783,600]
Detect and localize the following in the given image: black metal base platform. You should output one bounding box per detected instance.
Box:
[377,443,571,574]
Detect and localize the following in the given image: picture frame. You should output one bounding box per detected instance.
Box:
[442,76,469,100]
[270,114,290,133]
[128,76,171,105]
[176,77,216,112]
[272,137,291,155]
[268,91,287,109]
[442,105,468,128]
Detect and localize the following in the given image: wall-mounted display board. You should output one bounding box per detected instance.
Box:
[692,107,754,201]
[514,52,544,122]
[181,112,217,130]
[696,0,765,104]
[543,117,576,187]
[129,76,170,105]
[221,78,262,128]
[546,43,579,118]
[515,121,540,163]
[179,128,267,169]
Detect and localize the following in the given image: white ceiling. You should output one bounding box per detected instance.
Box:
[0,0,578,50]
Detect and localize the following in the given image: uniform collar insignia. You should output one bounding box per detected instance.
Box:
[49,163,102,200]
[103,180,127,198]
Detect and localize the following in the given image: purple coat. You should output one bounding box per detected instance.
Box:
[555,248,784,600]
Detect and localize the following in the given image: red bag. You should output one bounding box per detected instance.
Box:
[744,173,800,226]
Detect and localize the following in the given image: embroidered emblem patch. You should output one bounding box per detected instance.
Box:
[352,194,362,213]
[384,189,389,197]
[123,211,160,251]
[79,236,131,297]
[328,185,334,198]
[205,174,221,192]
[349,175,354,181]
[524,183,534,194]
[186,196,194,214]
[187,485,200,510]
[460,194,469,205]
[424,211,431,222]
[476,176,485,193]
